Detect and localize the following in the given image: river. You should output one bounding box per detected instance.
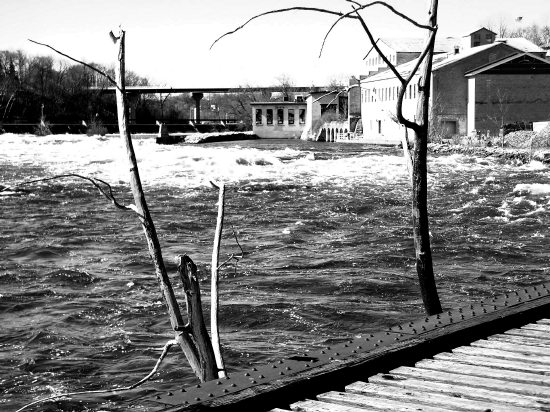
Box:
[1,134,549,411]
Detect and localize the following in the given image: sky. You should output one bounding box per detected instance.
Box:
[1,0,549,87]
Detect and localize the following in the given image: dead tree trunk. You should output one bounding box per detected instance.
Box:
[110,29,217,381]
[410,0,442,315]
[211,0,444,316]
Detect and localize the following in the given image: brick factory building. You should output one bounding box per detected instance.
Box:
[358,28,550,142]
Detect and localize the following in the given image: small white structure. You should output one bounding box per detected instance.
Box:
[251,102,306,138]
[301,90,349,141]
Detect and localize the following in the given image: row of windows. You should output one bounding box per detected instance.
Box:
[255,108,305,126]
[361,83,418,103]
[366,54,396,67]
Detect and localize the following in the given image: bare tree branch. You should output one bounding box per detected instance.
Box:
[319,0,434,57]
[3,174,138,214]
[209,180,227,378]
[347,1,434,31]
[210,7,358,50]
[15,339,178,412]
[28,39,119,90]
[351,6,405,84]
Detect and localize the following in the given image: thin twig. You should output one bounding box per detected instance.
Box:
[350,5,405,85]
[28,39,119,90]
[319,0,433,58]
[15,340,178,412]
[210,7,358,50]
[4,174,138,214]
[210,181,227,378]
[313,89,343,103]
[346,0,434,31]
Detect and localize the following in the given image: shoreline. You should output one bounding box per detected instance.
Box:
[428,143,550,164]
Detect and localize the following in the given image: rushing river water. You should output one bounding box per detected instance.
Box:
[1,134,549,411]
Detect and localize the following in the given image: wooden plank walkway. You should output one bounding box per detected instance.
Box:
[151,284,550,411]
[270,318,550,412]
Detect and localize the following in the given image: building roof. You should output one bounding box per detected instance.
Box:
[465,52,550,76]
[249,101,306,106]
[495,37,545,53]
[360,36,547,84]
[364,37,460,59]
[462,27,496,37]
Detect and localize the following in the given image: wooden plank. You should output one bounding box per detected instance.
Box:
[537,318,550,325]
[316,391,454,412]
[389,366,550,397]
[519,323,550,331]
[433,351,550,374]
[159,295,550,412]
[346,381,535,412]
[452,345,550,365]
[289,399,369,412]
[471,339,550,356]
[504,328,550,339]
[415,359,550,385]
[488,334,550,348]
[367,374,548,410]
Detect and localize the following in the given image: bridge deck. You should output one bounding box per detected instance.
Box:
[149,283,550,411]
[270,318,550,411]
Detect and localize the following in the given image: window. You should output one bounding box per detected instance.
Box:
[321,104,336,115]
[485,33,492,40]
[377,120,382,134]
[277,108,284,125]
[266,109,273,125]
[299,109,305,124]
[288,109,295,125]
[255,108,262,125]
[441,120,457,137]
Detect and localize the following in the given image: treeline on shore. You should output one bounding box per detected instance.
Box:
[0,50,271,134]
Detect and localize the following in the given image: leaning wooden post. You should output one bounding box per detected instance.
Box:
[211,182,227,378]
[178,255,218,381]
[110,28,217,381]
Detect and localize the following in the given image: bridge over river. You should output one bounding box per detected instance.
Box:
[99,85,328,124]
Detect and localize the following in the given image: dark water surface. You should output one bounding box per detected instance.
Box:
[1,135,549,410]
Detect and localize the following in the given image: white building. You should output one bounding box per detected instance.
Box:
[250,101,306,138]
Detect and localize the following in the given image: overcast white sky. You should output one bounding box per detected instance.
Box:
[1,0,548,87]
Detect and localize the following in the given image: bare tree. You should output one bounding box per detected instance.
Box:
[29,32,223,383]
[213,0,443,315]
